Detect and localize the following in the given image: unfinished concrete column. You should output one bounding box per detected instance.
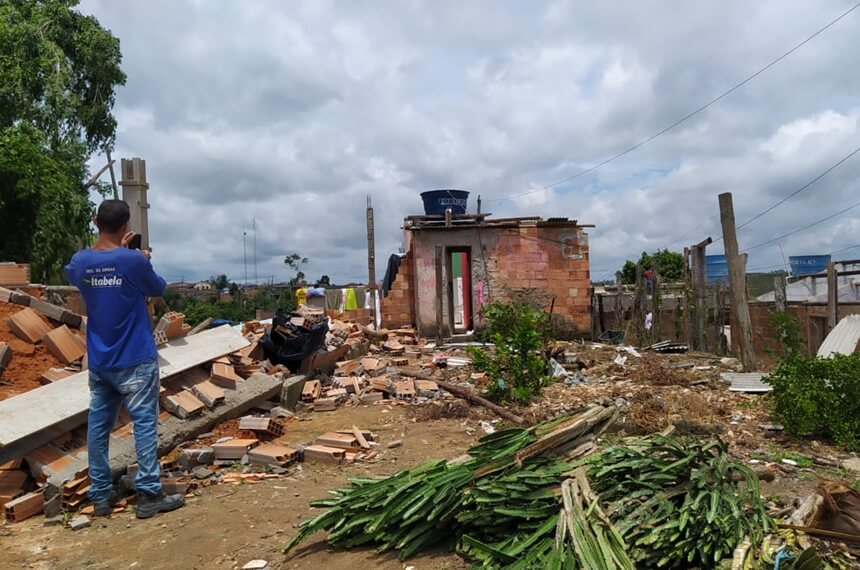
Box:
[120,158,150,250]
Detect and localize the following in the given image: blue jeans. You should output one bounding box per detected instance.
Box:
[88,360,161,501]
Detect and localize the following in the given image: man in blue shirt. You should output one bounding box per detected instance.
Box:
[65,200,184,519]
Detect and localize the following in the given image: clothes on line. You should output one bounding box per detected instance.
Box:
[381,254,404,297]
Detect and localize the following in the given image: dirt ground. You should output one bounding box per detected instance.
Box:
[0,303,64,400]
[0,405,475,570]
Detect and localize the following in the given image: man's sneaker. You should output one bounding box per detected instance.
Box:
[93,490,120,517]
[135,492,185,519]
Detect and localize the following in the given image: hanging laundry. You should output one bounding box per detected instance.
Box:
[344,288,358,311]
[381,254,403,297]
[325,288,342,310]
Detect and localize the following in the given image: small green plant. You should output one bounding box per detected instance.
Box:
[467,302,551,403]
[765,351,860,450]
[767,310,802,357]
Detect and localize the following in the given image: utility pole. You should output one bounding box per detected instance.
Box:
[366,195,377,327]
[243,231,248,285]
[253,218,258,285]
[774,274,787,313]
[718,192,756,371]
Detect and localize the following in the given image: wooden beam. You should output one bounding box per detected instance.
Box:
[718,193,756,371]
[827,260,838,330]
[773,275,787,312]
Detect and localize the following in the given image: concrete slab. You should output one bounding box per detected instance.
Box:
[0,326,250,465]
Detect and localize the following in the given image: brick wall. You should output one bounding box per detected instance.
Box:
[738,302,860,359]
[487,227,591,337]
[409,224,592,339]
[380,252,415,329]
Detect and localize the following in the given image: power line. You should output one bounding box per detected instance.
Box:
[742,194,860,252]
[829,241,860,256]
[493,2,860,204]
[735,145,860,232]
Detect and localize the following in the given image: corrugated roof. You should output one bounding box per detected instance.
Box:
[817,314,860,358]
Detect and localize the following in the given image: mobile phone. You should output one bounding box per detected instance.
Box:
[128,234,142,250]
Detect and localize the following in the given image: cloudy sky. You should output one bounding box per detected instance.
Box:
[78,0,860,285]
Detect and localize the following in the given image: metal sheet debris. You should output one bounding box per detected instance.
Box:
[817,315,860,358]
[721,372,772,393]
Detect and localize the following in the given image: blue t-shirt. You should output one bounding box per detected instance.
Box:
[64,247,166,372]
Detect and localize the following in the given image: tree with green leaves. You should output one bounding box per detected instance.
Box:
[0,0,126,283]
[284,252,308,286]
[210,274,230,290]
[621,249,684,284]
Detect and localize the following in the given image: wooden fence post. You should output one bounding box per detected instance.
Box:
[827,261,838,330]
[774,275,787,313]
[718,192,757,371]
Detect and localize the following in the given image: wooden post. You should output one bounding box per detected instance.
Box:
[435,246,444,342]
[827,261,838,330]
[689,237,711,352]
[633,264,646,343]
[650,267,661,341]
[774,274,787,312]
[614,271,623,329]
[718,192,757,371]
[366,195,377,327]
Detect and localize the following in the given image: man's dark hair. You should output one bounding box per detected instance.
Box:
[95,199,130,233]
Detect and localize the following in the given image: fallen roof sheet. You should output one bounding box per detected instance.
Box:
[817,315,860,358]
[0,325,250,464]
[721,372,772,393]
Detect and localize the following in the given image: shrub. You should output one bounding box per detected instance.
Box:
[467,302,551,403]
[765,351,860,450]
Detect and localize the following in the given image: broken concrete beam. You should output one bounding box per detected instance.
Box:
[313,398,338,412]
[0,325,251,466]
[248,443,299,467]
[9,291,31,306]
[28,297,66,322]
[0,341,11,373]
[192,380,225,408]
[211,362,242,389]
[7,307,52,343]
[43,325,86,364]
[212,438,259,460]
[59,309,83,329]
[3,490,45,522]
[301,379,322,401]
[280,375,307,411]
[238,416,285,436]
[177,447,214,471]
[302,445,345,464]
[163,390,206,419]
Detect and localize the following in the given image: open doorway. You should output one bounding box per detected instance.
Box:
[447,248,472,333]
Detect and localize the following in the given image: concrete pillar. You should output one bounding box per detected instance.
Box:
[119,158,150,250]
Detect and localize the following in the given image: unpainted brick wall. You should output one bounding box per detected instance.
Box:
[740,302,860,359]
[380,252,415,329]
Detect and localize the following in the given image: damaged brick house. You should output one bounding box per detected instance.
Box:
[380,212,593,339]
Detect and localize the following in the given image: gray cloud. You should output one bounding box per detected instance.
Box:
[80,0,860,285]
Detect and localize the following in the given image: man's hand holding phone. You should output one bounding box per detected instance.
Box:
[122,232,150,258]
